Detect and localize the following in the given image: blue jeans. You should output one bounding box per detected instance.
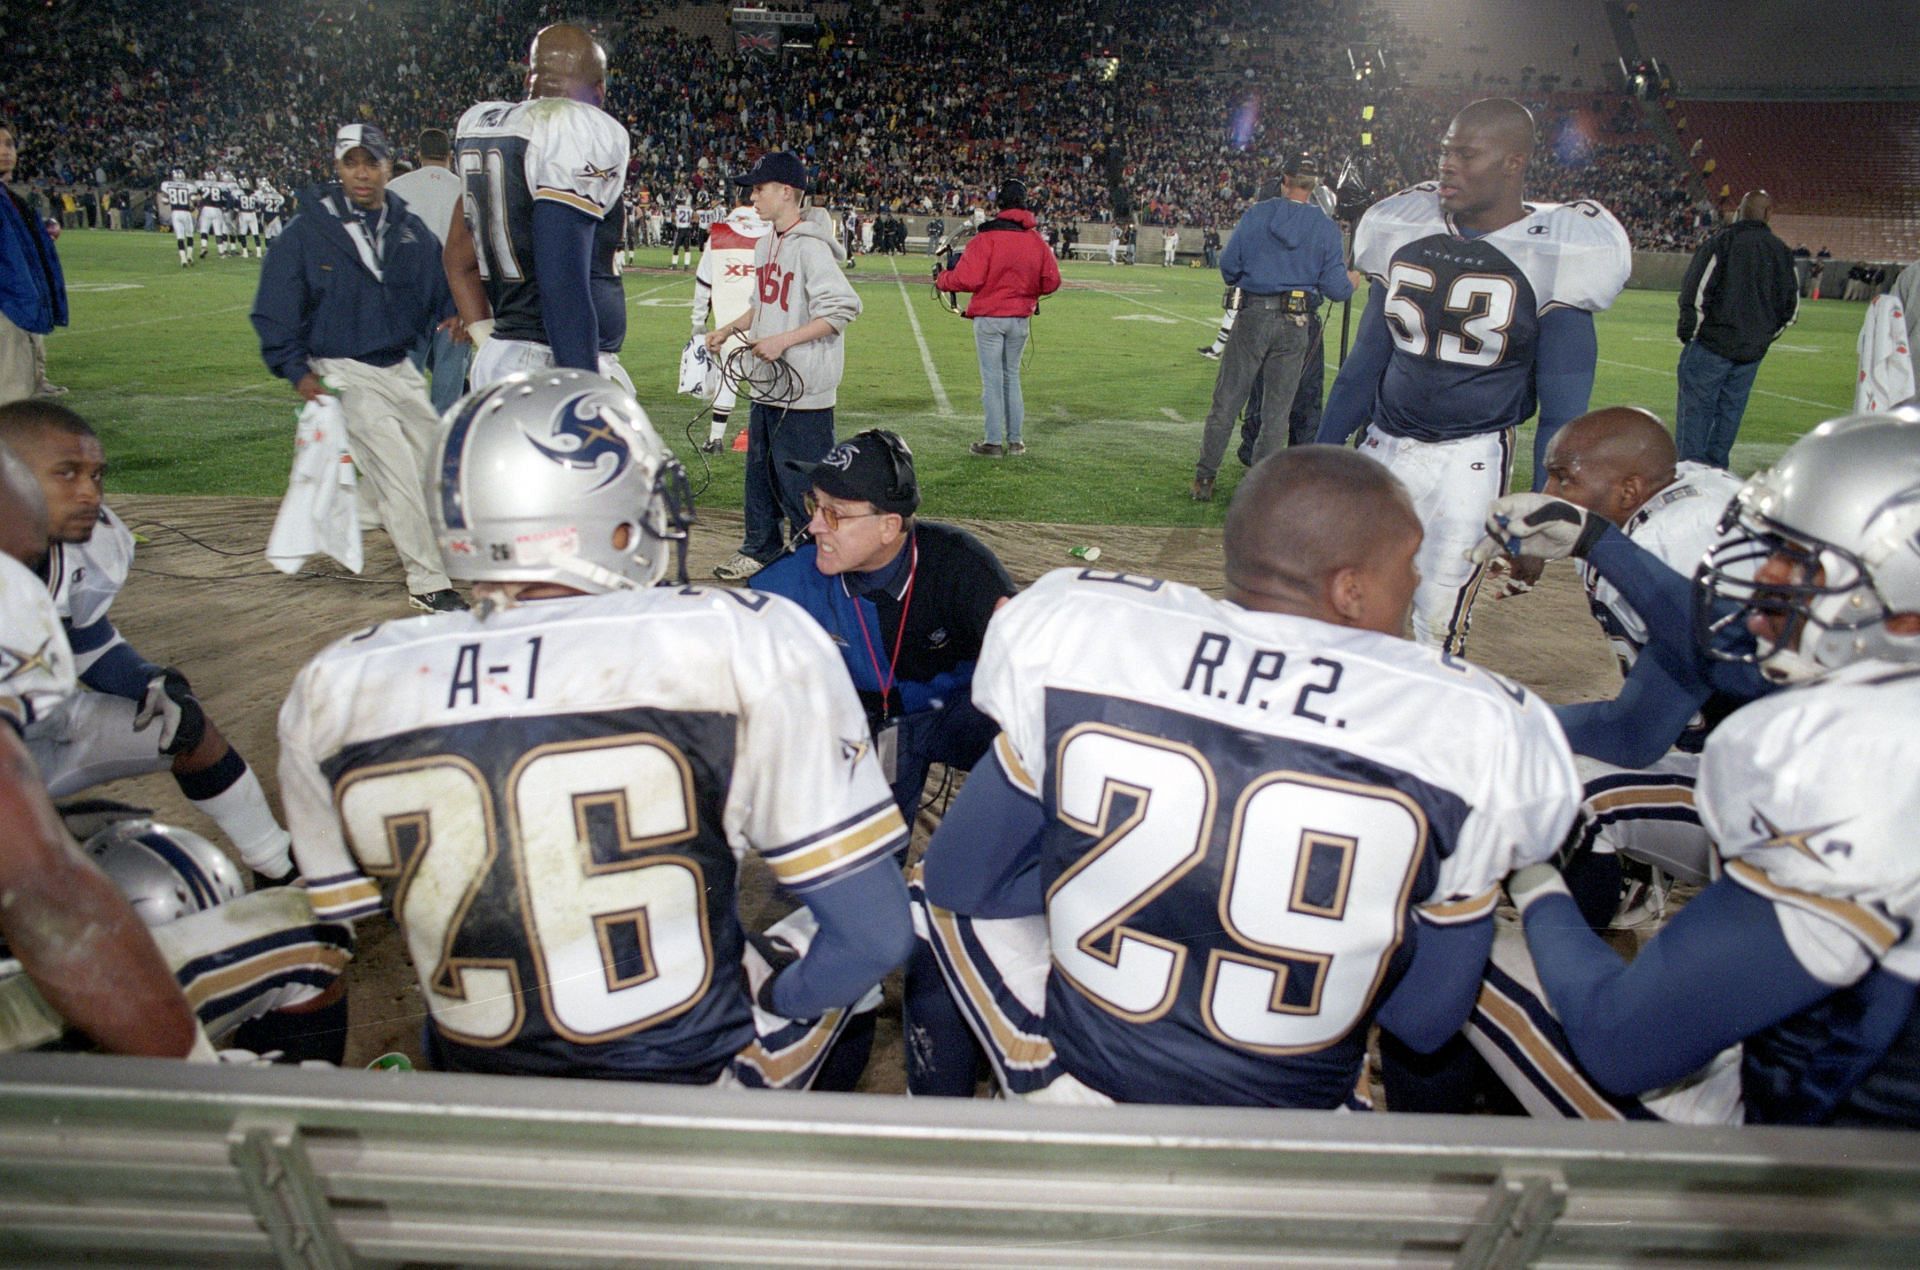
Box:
[425,324,474,416]
[974,316,1030,445]
[741,402,834,562]
[1675,341,1761,470]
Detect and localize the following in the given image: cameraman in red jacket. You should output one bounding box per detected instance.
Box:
[936,178,1061,458]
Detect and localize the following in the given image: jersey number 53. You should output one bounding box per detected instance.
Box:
[1383,263,1518,368]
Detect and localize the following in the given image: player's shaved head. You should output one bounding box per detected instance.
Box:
[527,24,608,102]
[0,400,96,449]
[1449,98,1537,161]
[1737,190,1773,222]
[0,442,49,565]
[1224,448,1421,635]
[1543,406,1678,525]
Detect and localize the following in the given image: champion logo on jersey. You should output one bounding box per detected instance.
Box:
[522,393,633,491]
[1528,225,1550,235]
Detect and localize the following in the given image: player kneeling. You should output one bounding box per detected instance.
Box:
[278,372,912,1086]
[907,447,1580,1106]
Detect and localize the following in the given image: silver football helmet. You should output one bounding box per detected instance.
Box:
[170,167,187,182]
[85,820,243,926]
[1698,407,1920,682]
[433,371,693,593]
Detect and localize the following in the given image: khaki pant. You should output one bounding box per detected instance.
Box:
[0,312,35,406]
[309,356,451,594]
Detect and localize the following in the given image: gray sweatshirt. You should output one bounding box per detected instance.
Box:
[746,207,860,409]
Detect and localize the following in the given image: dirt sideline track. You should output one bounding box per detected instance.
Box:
[94,494,1620,1084]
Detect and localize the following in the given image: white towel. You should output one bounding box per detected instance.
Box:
[266,395,363,574]
[1855,294,1916,414]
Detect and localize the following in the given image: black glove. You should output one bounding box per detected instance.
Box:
[135,666,207,756]
[745,930,804,1017]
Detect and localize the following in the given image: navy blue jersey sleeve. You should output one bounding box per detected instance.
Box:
[922,751,1046,918]
[1316,287,1392,444]
[1374,913,1495,1053]
[531,200,599,371]
[769,857,913,1019]
[1553,645,1713,767]
[76,636,158,701]
[1522,879,1835,1095]
[1530,307,1598,488]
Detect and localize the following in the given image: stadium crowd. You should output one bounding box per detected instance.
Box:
[3,0,1705,248]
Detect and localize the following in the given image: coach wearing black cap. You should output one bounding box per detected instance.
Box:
[1190,153,1359,502]
[753,429,1016,824]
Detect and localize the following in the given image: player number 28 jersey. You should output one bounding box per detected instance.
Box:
[454,97,631,352]
[1356,185,1631,442]
[278,585,906,1080]
[974,569,1580,1106]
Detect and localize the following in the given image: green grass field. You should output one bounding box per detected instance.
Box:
[44,229,1864,524]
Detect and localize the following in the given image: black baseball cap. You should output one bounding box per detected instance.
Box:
[786,430,920,515]
[732,150,809,192]
[997,177,1028,210]
[1284,153,1321,177]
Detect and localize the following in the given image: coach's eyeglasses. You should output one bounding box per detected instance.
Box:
[805,493,887,532]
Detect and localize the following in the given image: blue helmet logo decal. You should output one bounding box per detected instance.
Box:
[524,393,633,491]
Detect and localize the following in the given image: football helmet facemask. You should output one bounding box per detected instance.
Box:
[85,820,244,926]
[1697,408,1920,682]
[433,371,693,594]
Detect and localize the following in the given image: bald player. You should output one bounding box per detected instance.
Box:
[1467,407,1748,927]
[448,23,633,388]
[906,447,1581,1107]
[1319,98,1632,654]
[0,444,205,1059]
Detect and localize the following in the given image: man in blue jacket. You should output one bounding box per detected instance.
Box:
[0,118,67,407]
[251,125,463,612]
[751,430,1016,827]
[1190,154,1357,502]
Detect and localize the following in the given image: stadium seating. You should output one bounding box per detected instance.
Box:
[1676,100,1920,261]
[1629,0,1918,93]
[1374,0,1617,90]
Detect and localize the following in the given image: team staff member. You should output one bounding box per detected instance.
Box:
[708,151,861,583]
[753,431,1016,823]
[251,124,464,613]
[1191,154,1356,501]
[936,178,1061,458]
[0,119,66,408]
[1675,190,1799,470]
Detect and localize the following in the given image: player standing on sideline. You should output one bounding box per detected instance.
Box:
[670,189,696,269]
[161,169,198,267]
[935,177,1062,458]
[1318,98,1631,654]
[908,447,1580,1104]
[0,445,207,1061]
[1487,411,1920,1126]
[1162,225,1178,267]
[280,373,913,1086]
[446,23,631,389]
[0,402,299,885]
[706,151,861,583]
[690,198,771,453]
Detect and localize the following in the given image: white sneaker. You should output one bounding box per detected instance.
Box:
[713,551,765,582]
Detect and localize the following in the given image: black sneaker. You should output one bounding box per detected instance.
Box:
[410,589,468,613]
[969,441,1005,458]
[699,438,725,454]
[251,866,299,891]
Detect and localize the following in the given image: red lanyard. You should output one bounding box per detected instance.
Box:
[849,537,917,702]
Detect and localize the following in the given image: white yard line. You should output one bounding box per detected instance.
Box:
[1075,286,1217,327]
[1595,356,1849,412]
[888,257,954,416]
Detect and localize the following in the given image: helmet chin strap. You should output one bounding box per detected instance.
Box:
[553,554,643,594]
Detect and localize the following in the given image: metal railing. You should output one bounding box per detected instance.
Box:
[0,1052,1916,1268]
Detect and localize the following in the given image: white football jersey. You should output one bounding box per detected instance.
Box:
[44,506,134,631]
[1701,662,1920,987]
[1581,462,1743,663]
[1355,185,1632,315]
[0,553,76,735]
[455,97,629,221]
[280,585,906,924]
[160,179,198,211]
[695,207,771,328]
[978,570,1581,912]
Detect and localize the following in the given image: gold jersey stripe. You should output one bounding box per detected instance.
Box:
[765,808,905,885]
[1725,860,1900,955]
[994,732,1039,798]
[1475,982,1624,1121]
